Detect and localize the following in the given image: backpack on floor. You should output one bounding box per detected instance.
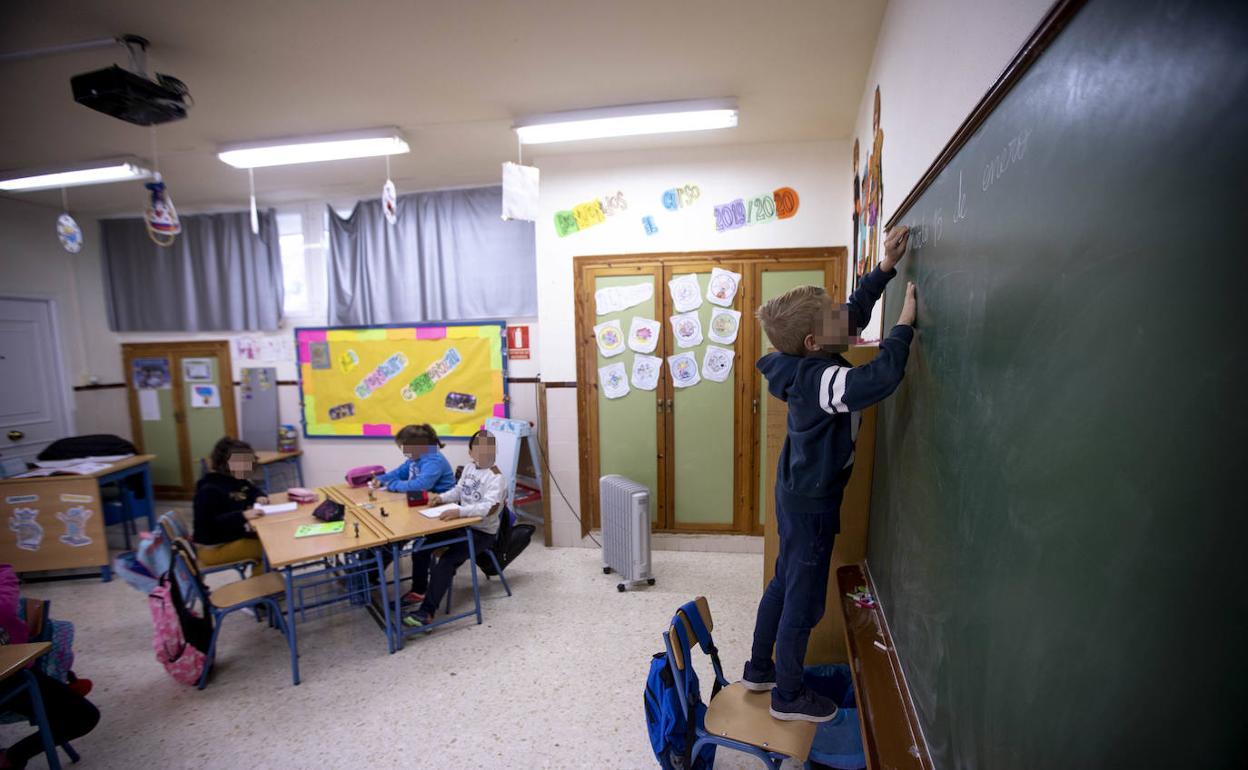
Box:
[644,650,716,770]
[148,548,213,686]
[476,506,534,576]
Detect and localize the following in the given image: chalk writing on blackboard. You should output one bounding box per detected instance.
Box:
[982,127,1032,192]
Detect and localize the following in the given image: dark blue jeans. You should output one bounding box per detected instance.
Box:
[750,488,843,700]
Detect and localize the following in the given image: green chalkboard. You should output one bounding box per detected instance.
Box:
[869,0,1247,766]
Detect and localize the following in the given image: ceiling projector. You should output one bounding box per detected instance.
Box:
[70,35,190,126]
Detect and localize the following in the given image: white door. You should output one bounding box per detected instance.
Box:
[0,297,73,468]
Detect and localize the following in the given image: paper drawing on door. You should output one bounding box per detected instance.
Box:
[9,509,43,551]
[57,507,94,547]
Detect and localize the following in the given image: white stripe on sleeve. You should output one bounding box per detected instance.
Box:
[830,366,850,413]
[818,366,837,413]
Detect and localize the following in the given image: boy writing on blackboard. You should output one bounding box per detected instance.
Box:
[744,226,918,722]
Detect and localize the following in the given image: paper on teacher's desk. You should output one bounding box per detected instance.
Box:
[420,504,461,519]
[33,454,132,469]
[257,502,298,515]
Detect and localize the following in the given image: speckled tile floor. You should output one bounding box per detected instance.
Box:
[2,543,799,769]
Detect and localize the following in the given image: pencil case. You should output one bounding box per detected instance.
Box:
[345,465,386,488]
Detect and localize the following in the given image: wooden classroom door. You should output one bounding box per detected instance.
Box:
[123,341,236,497]
[581,266,665,529]
[745,261,845,534]
[662,261,745,531]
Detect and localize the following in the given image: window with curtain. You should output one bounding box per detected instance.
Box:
[100,209,285,332]
[326,185,537,325]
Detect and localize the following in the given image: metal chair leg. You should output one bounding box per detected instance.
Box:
[63,741,80,763]
[197,614,224,690]
[22,670,62,770]
[487,551,512,596]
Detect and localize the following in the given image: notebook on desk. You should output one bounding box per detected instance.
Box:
[294,521,345,538]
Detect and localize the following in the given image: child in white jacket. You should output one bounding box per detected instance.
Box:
[403,429,504,627]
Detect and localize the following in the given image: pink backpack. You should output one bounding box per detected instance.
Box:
[148,578,208,687]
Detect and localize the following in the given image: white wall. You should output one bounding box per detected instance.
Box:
[849,0,1054,235]
[532,140,851,545]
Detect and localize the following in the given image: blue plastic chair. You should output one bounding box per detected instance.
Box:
[169,539,291,690]
[0,664,70,769]
[664,597,816,769]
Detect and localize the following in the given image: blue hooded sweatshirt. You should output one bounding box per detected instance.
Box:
[758,265,914,516]
[375,449,456,494]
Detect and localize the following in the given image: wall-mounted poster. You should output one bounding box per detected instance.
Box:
[182,358,214,382]
[598,362,630,400]
[131,358,171,390]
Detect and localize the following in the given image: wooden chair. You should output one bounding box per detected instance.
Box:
[664,597,816,769]
[169,538,290,689]
[159,511,254,580]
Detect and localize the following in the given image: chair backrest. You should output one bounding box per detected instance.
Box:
[169,537,212,608]
[159,510,189,540]
[664,596,727,717]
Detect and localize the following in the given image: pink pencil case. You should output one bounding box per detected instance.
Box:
[345,465,386,488]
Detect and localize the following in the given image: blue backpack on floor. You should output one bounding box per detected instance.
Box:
[644,603,721,769]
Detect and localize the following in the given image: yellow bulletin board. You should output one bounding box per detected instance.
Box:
[295,322,508,439]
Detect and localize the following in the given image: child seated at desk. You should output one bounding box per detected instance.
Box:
[403,429,503,628]
[193,438,268,573]
[369,424,456,598]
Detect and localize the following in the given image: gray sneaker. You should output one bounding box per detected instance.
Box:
[769,687,839,722]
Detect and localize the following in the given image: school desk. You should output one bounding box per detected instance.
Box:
[198,449,304,492]
[0,642,61,770]
[325,484,485,651]
[0,454,156,581]
[253,494,391,685]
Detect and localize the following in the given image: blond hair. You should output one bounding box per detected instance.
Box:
[757,284,828,355]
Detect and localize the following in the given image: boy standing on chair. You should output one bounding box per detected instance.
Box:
[744,227,918,722]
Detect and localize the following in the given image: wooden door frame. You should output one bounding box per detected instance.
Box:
[574,247,847,536]
[122,340,236,497]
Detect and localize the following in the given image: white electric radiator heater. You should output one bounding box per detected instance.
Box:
[599,475,654,591]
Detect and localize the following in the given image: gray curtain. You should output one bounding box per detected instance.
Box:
[101,209,284,331]
[327,185,536,325]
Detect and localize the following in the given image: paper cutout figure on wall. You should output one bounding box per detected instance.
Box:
[191,384,221,408]
[708,308,741,345]
[57,507,94,547]
[382,179,398,225]
[628,317,661,354]
[593,320,626,358]
[328,402,355,421]
[9,509,42,552]
[706,268,741,307]
[642,216,659,235]
[668,274,702,313]
[595,283,653,316]
[599,362,630,399]
[668,352,701,389]
[857,86,884,290]
[670,312,703,349]
[631,355,662,391]
[338,349,360,373]
[701,345,736,383]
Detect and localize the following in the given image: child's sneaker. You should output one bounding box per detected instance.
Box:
[740,660,777,691]
[769,687,839,723]
[400,591,425,606]
[402,610,433,630]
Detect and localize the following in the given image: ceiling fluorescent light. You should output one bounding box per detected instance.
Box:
[218,128,409,169]
[513,98,737,145]
[0,157,151,192]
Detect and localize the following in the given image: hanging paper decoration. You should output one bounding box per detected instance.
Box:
[708,308,741,345]
[595,282,653,316]
[143,173,181,247]
[56,213,83,254]
[668,352,701,389]
[593,319,626,358]
[501,162,540,221]
[670,312,703,349]
[383,179,398,225]
[701,345,736,383]
[668,273,702,313]
[628,317,661,354]
[631,355,662,391]
[598,362,630,399]
[706,267,741,307]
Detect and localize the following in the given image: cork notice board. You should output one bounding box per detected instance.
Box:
[1,478,108,572]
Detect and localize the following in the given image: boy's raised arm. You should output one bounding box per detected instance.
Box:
[847,226,910,332]
[819,282,918,414]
